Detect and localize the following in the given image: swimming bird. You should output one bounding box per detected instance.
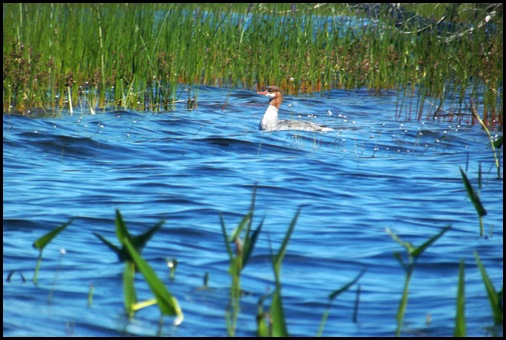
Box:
[258,86,333,132]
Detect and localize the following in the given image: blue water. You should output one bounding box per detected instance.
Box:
[3,86,503,336]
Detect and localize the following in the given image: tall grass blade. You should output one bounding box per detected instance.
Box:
[274,207,301,273]
[95,210,164,262]
[131,220,164,253]
[389,226,451,336]
[88,282,94,307]
[268,207,302,337]
[133,299,157,311]
[454,259,466,336]
[328,269,366,300]
[228,213,252,243]
[33,218,74,250]
[395,272,412,337]
[242,217,264,268]
[270,290,288,337]
[474,251,502,325]
[93,232,122,259]
[123,261,137,318]
[317,269,366,336]
[115,209,131,243]
[386,228,415,254]
[32,218,74,284]
[256,292,272,337]
[219,214,233,260]
[353,284,361,323]
[459,167,487,217]
[122,236,184,324]
[411,226,451,258]
[471,111,502,178]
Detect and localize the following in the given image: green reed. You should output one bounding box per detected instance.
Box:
[474,251,503,326]
[454,259,466,337]
[387,226,451,336]
[459,167,487,237]
[94,209,183,324]
[3,4,502,126]
[32,218,74,285]
[22,197,502,335]
[220,186,264,336]
[316,270,365,337]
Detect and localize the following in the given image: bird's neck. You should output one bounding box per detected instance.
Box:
[260,105,279,130]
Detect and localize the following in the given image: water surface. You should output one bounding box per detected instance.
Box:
[3,86,503,336]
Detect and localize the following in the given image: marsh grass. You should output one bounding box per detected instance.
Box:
[316,270,365,337]
[257,206,301,337]
[474,251,503,326]
[32,217,74,285]
[219,186,264,336]
[454,259,466,337]
[22,189,501,335]
[386,226,451,336]
[94,209,183,324]
[3,3,502,126]
[459,167,487,237]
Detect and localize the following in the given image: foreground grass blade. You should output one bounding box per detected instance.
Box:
[474,251,502,325]
[411,226,451,258]
[131,220,164,251]
[242,217,264,268]
[388,226,451,336]
[95,210,164,262]
[454,259,466,337]
[317,269,366,336]
[33,218,74,250]
[459,167,487,237]
[459,167,487,217]
[33,218,74,284]
[270,290,288,337]
[328,269,366,300]
[94,232,122,258]
[273,207,301,275]
[221,186,260,336]
[270,207,302,337]
[219,214,233,260]
[256,292,273,337]
[123,262,137,318]
[353,284,361,323]
[228,213,251,243]
[122,236,183,324]
[115,209,131,244]
[133,299,157,311]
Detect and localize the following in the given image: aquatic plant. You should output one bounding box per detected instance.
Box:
[3,3,502,125]
[94,209,182,324]
[122,231,184,325]
[256,207,300,337]
[471,107,503,179]
[255,206,365,337]
[88,282,94,307]
[454,259,466,337]
[316,270,365,337]
[386,226,451,336]
[474,251,503,326]
[32,218,74,284]
[219,186,264,336]
[23,196,502,336]
[459,167,487,237]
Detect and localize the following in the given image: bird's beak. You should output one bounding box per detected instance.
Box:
[257,91,268,95]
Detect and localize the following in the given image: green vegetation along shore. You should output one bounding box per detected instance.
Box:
[2,3,503,126]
